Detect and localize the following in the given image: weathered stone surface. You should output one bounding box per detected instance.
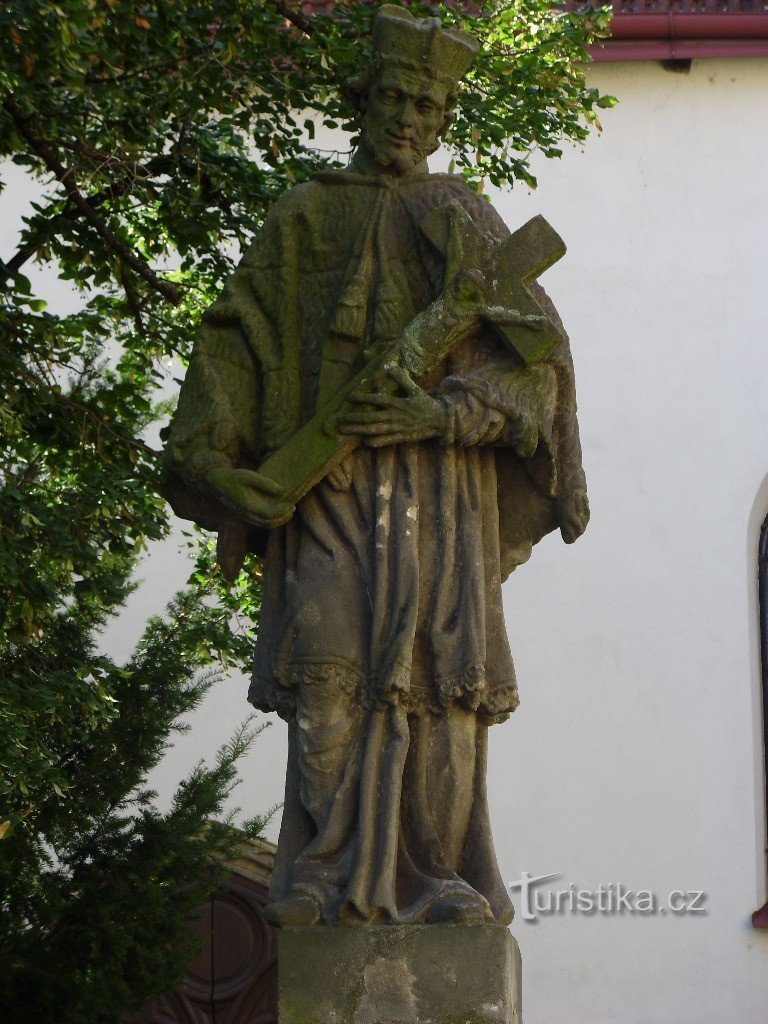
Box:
[162,2,589,931]
[278,925,522,1024]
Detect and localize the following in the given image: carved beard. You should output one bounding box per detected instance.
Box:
[368,134,435,173]
[361,112,440,174]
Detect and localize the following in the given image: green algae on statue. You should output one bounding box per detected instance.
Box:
[162,4,589,929]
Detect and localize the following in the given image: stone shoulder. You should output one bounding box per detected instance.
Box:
[239,180,323,266]
[426,176,510,239]
[385,173,512,242]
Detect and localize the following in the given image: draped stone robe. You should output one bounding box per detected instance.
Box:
[163,166,587,925]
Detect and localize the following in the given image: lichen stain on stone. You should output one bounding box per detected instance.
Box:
[354,956,418,1024]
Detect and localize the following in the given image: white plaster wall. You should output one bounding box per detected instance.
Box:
[6,56,768,1024]
[487,57,768,1024]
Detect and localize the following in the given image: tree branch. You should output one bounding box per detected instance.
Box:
[2,97,181,306]
[1,150,231,278]
[6,348,160,460]
[118,263,146,340]
[45,387,160,460]
[272,0,314,36]
[3,241,37,276]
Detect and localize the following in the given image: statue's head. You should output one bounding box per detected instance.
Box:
[345,5,479,175]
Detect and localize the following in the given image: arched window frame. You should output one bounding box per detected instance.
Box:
[753,516,768,928]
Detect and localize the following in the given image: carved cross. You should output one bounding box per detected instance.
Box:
[252,207,566,511]
[419,201,566,365]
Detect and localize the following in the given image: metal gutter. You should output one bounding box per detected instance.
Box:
[588,11,768,61]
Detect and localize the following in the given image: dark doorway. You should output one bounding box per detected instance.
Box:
[136,843,278,1022]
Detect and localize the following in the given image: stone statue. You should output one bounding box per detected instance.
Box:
[162,4,589,931]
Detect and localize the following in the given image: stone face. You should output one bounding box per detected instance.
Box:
[278,925,522,1024]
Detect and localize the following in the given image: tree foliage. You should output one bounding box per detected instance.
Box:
[1,590,271,1022]
[0,0,613,1018]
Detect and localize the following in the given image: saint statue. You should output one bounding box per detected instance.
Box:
[162,5,589,930]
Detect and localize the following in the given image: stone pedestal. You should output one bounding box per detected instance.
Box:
[278,924,521,1024]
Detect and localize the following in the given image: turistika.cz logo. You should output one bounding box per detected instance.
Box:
[508,873,708,921]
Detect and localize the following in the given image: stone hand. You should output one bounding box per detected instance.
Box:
[337,364,448,447]
[558,486,590,544]
[205,466,294,528]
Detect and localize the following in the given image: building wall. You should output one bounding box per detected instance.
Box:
[7,56,768,1023]
[484,57,768,1023]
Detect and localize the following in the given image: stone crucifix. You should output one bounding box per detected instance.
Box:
[227,206,567,535]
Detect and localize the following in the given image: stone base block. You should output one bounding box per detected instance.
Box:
[278,924,521,1024]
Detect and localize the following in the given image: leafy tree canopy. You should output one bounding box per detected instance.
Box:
[0,0,613,1018]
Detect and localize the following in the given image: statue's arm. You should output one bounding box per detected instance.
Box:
[436,356,555,455]
[164,319,260,490]
[528,283,589,542]
[161,236,294,541]
[453,193,588,521]
[434,307,589,543]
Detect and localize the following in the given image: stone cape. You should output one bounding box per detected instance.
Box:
[162,166,587,925]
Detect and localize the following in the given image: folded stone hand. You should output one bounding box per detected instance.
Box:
[205,466,294,528]
[337,364,448,447]
[558,486,590,544]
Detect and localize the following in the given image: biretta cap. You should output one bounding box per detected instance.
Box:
[372,5,480,84]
